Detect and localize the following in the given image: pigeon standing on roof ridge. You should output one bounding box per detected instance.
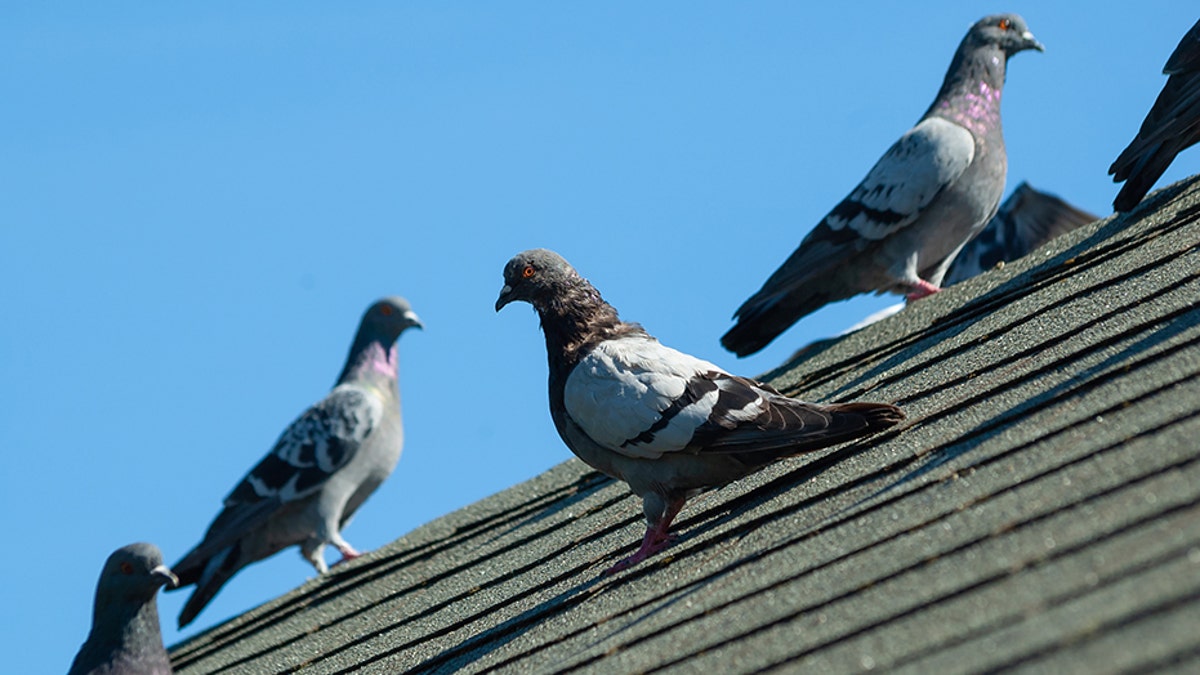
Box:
[68,543,178,675]
[1109,19,1200,213]
[721,14,1044,357]
[169,297,422,628]
[496,248,904,573]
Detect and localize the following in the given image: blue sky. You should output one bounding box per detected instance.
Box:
[2,3,1195,671]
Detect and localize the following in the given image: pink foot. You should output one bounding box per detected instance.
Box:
[604,499,681,571]
[603,527,677,575]
[332,544,363,567]
[906,279,941,302]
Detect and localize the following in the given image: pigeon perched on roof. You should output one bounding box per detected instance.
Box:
[1109,19,1200,213]
[789,182,1096,362]
[496,249,904,572]
[721,14,1044,357]
[169,297,422,628]
[68,543,178,675]
[943,181,1097,285]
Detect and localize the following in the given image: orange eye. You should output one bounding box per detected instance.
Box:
[120,562,134,575]
[522,265,535,279]
[998,19,1010,30]
[380,305,394,316]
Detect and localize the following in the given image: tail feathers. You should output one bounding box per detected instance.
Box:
[173,545,240,629]
[722,291,837,357]
[732,400,905,468]
[1112,144,1175,212]
[831,401,906,433]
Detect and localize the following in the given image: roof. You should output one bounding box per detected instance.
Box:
[170,174,1200,674]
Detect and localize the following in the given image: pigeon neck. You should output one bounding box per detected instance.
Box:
[85,592,166,665]
[537,283,624,370]
[928,45,1006,135]
[338,338,399,385]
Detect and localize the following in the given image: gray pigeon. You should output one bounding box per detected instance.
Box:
[722,14,1043,357]
[943,181,1097,285]
[1110,19,1200,212]
[169,297,422,628]
[496,249,904,572]
[68,543,178,675]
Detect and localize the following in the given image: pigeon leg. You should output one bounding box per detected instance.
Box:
[605,496,686,575]
[301,539,330,574]
[332,542,363,566]
[905,279,942,301]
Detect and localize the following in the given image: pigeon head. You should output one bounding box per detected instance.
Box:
[361,296,424,342]
[966,14,1043,57]
[495,248,585,313]
[96,543,178,603]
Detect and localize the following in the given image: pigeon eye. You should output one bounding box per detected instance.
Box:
[120,562,134,575]
[998,18,1011,30]
[522,265,536,279]
[380,305,394,316]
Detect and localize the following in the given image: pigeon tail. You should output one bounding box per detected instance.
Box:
[175,545,239,629]
[721,289,838,357]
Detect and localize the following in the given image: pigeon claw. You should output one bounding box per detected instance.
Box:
[603,525,677,575]
[331,544,363,567]
[905,279,942,302]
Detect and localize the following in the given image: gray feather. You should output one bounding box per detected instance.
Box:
[943,182,1098,284]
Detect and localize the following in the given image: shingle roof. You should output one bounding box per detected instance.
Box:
[170,174,1200,674]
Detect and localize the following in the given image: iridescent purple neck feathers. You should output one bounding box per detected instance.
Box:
[339,340,399,385]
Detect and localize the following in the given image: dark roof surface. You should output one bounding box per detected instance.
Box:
[171,175,1200,674]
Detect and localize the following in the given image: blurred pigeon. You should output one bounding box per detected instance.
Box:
[68,543,178,675]
[943,181,1097,284]
[722,14,1043,356]
[788,182,1097,363]
[1110,19,1200,212]
[169,297,422,628]
[496,249,903,572]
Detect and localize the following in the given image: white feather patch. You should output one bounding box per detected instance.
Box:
[564,336,727,459]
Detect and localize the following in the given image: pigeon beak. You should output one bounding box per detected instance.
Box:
[404,310,424,330]
[152,565,180,589]
[495,285,514,312]
[1022,31,1044,52]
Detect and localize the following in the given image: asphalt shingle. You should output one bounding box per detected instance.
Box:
[170,174,1200,674]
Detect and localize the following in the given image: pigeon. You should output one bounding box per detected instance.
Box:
[496,249,904,572]
[169,297,422,628]
[787,182,1096,363]
[722,14,1043,357]
[1109,19,1200,213]
[942,181,1097,285]
[68,543,178,675]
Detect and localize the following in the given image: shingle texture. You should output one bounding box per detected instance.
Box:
[171,175,1200,674]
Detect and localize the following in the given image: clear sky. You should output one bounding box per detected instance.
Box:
[2,3,1195,671]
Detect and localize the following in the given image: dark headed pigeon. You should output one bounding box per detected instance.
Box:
[722,14,1044,356]
[169,297,422,628]
[68,543,178,675]
[496,249,904,572]
[943,181,1097,285]
[1110,19,1200,212]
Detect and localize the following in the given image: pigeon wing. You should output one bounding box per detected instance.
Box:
[564,336,896,460]
[737,116,975,311]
